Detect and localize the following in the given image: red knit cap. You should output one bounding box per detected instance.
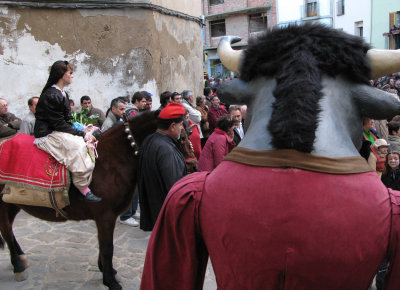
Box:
[159,103,185,119]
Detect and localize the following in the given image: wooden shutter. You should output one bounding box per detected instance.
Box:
[389,12,395,49]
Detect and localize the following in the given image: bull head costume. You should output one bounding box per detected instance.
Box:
[141,24,400,290]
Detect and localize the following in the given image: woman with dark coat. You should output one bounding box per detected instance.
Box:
[34,60,101,202]
[377,152,400,289]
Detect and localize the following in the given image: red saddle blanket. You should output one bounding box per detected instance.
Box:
[0,133,69,192]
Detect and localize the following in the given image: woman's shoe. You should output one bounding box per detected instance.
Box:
[83,191,102,202]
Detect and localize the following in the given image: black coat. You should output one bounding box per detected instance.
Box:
[138,131,187,231]
[381,170,400,190]
[233,128,242,146]
[34,87,84,138]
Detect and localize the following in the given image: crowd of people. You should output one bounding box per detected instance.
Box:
[0,64,245,229]
[4,66,400,231]
[3,60,400,287]
[371,71,400,97]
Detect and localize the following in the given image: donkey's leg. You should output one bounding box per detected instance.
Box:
[0,202,28,281]
[95,214,121,290]
[7,209,29,269]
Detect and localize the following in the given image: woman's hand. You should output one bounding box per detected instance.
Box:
[84,133,97,143]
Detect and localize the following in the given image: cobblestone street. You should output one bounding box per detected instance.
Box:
[0,211,216,290]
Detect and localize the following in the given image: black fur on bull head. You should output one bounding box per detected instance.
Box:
[217,23,400,158]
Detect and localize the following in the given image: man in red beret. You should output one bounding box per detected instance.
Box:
[138,103,187,231]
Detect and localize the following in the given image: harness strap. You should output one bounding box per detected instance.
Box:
[48,190,68,219]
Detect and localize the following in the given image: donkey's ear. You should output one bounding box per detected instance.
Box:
[352,84,400,120]
[217,79,252,104]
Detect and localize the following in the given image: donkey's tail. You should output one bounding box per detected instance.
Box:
[0,235,4,249]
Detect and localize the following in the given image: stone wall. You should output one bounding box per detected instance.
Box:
[0,2,202,118]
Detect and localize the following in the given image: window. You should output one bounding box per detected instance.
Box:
[355,21,363,37]
[210,0,224,5]
[249,13,267,33]
[210,20,226,37]
[306,1,318,17]
[336,0,344,16]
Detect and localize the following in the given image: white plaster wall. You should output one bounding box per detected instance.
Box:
[0,7,160,119]
[277,0,332,25]
[334,0,371,43]
[319,0,332,17]
[277,0,303,24]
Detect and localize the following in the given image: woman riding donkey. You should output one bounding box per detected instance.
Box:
[34,60,101,202]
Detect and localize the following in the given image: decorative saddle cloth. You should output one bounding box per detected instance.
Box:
[0,133,70,208]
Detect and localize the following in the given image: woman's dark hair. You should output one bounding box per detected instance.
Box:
[42,60,73,94]
[216,114,234,132]
[160,91,172,107]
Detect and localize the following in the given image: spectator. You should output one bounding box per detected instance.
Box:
[198,115,236,171]
[207,95,228,133]
[0,97,21,138]
[69,99,75,112]
[141,91,153,111]
[158,91,172,111]
[390,24,400,50]
[181,90,202,138]
[171,92,182,104]
[196,95,210,147]
[19,97,39,136]
[204,86,213,108]
[388,121,400,153]
[80,95,106,128]
[229,105,244,145]
[184,109,201,160]
[363,118,378,145]
[125,91,147,120]
[377,151,400,289]
[241,104,247,123]
[368,139,389,177]
[138,103,187,231]
[395,80,400,98]
[101,98,126,132]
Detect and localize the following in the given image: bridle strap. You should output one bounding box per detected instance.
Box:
[124,122,139,155]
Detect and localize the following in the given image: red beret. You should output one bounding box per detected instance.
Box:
[159,103,186,119]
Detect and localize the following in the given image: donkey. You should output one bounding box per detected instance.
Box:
[0,110,195,289]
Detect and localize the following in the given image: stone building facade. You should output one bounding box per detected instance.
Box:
[202,0,276,78]
[0,0,203,118]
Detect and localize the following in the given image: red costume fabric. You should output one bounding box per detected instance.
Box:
[197,128,235,171]
[141,148,400,290]
[0,133,69,191]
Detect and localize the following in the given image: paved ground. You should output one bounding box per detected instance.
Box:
[0,211,217,290]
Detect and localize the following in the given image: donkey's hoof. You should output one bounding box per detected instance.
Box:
[14,270,28,282]
[19,254,29,268]
[104,280,122,290]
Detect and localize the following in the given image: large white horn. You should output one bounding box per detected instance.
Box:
[217,36,243,74]
[368,49,400,79]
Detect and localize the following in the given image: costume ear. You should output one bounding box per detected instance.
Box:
[352,84,400,120]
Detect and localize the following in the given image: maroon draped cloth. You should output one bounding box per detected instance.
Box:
[141,154,400,289]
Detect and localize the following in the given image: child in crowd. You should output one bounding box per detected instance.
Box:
[368,139,390,177]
